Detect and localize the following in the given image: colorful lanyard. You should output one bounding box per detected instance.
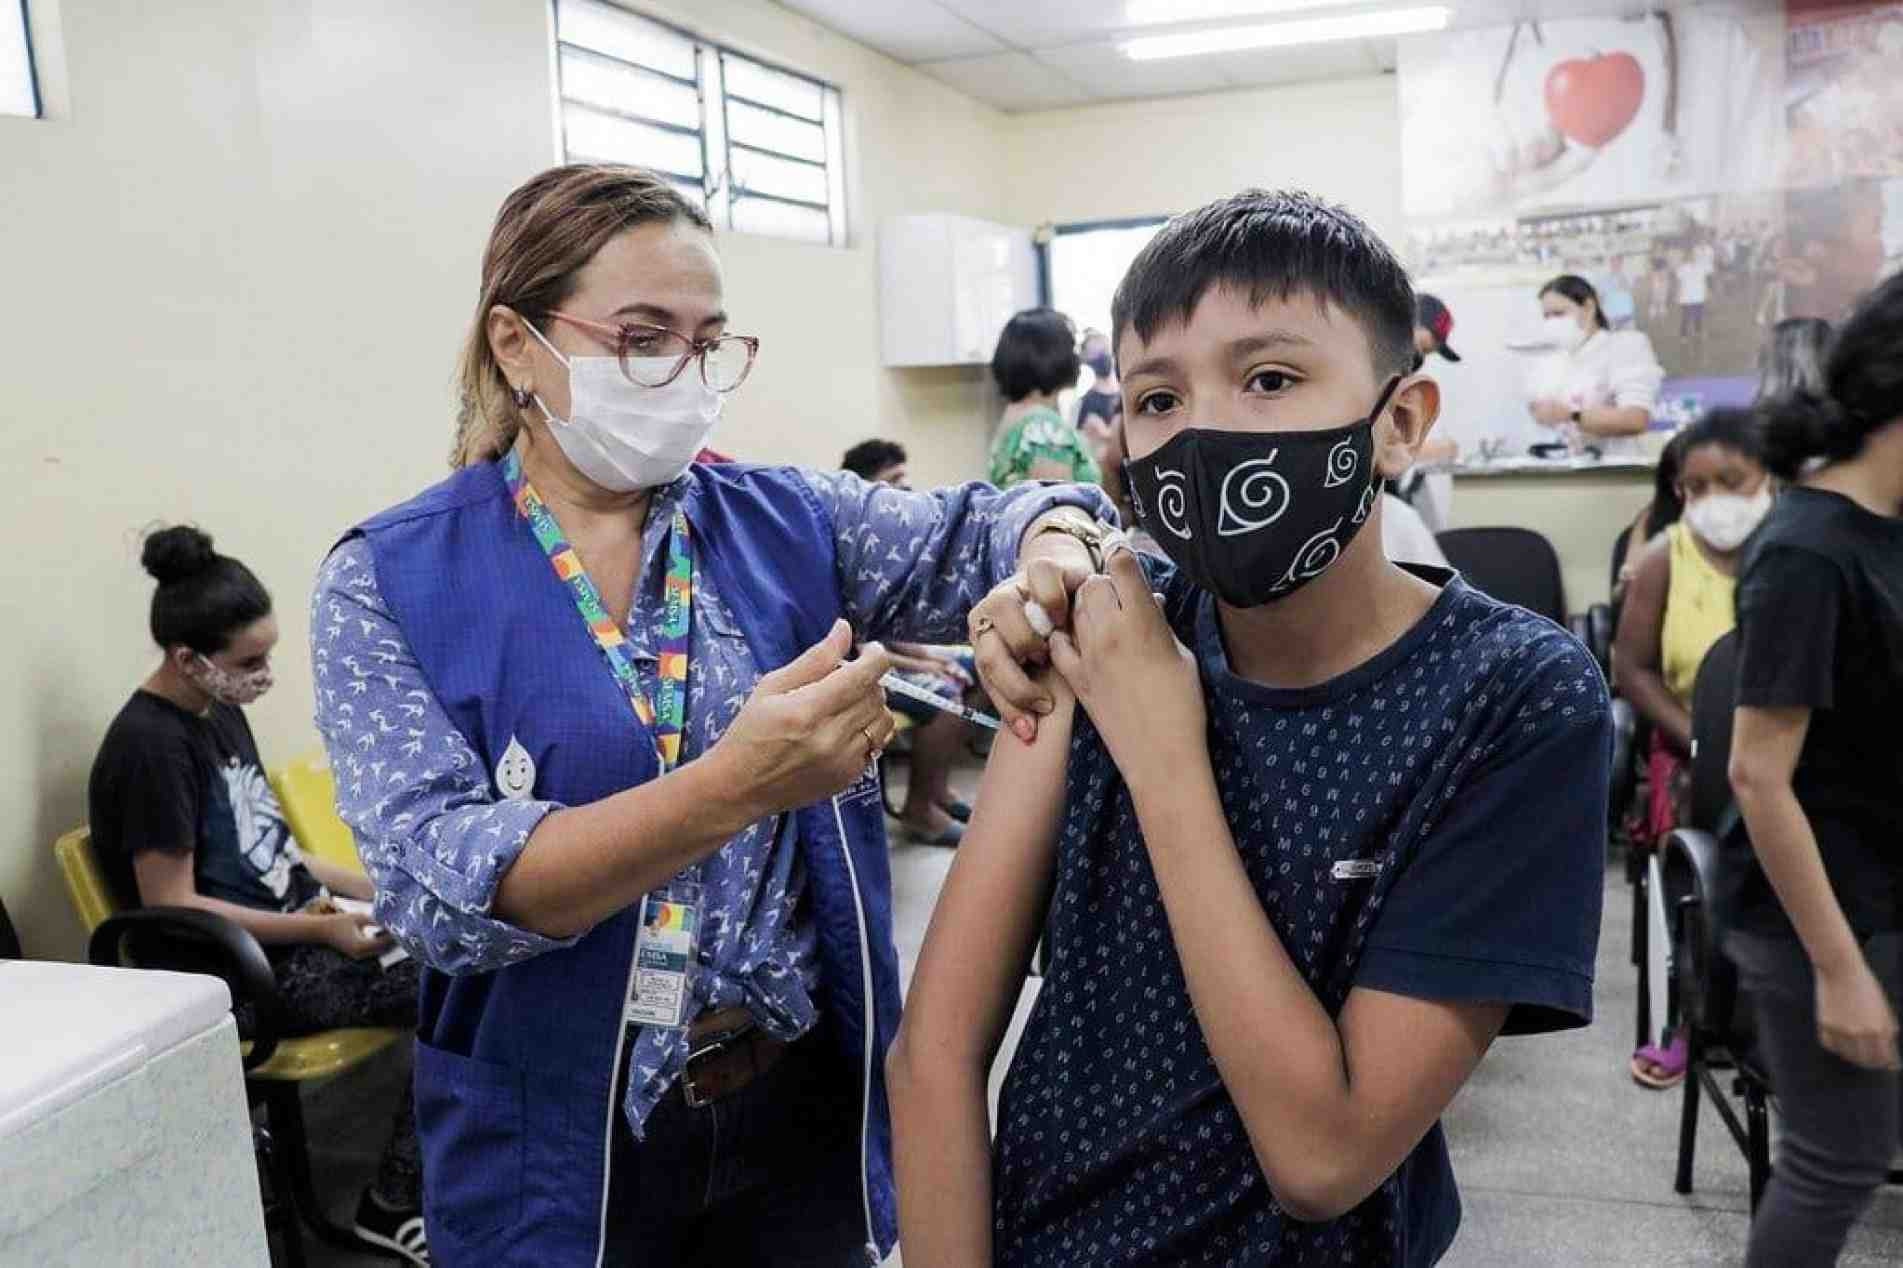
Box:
[503,450,693,772]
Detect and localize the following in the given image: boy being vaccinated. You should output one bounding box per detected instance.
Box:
[891,190,1610,1267]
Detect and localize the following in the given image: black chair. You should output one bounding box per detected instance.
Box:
[1664,827,1773,1211]
[1436,527,1567,625]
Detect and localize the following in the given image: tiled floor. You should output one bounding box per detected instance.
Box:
[302,763,1903,1266]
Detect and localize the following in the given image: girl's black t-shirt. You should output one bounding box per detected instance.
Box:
[88,689,319,913]
[1727,487,1903,936]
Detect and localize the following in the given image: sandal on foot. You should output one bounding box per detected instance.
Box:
[1630,1033,1689,1089]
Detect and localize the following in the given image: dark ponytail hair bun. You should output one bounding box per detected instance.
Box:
[141,525,218,587]
[141,524,273,655]
[1760,391,1857,482]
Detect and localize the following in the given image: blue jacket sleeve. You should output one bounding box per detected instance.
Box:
[310,539,581,976]
[800,470,1115,645]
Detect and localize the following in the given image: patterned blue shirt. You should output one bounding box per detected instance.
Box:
[312,467,1109,1135]
[992,567,1608,1265]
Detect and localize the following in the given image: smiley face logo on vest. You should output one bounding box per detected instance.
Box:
[495,735,536,800]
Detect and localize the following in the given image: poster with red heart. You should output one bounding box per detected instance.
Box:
[1400,12,1784,222]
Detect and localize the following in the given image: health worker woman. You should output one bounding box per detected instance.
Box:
[311,163,1108,1267]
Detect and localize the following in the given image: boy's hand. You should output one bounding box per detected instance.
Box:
[1048,546,1204,779]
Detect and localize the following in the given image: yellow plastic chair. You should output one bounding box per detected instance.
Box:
[54,826,403,1265]
[270,753,363,875]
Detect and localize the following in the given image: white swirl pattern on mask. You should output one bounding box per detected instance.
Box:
[1216,454,1291,538]
[1270,517,1346,594]
[1155,469,1194,539]
[1323,438,1360,488]
[1351,479,1378,526]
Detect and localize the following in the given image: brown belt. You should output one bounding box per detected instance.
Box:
[679,1006,789,1109]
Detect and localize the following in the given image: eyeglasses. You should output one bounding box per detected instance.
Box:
[542,311,760,393]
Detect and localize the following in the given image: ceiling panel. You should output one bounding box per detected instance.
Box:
[775,0,1005,64]
[1211,36,1377,88]
[931,0,1143,52]
[1031,41,1241,103]
[916,50,1097,112]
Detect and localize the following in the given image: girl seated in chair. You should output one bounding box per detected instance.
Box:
[87,524,427,1264]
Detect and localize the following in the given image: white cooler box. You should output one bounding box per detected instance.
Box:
[0,961,269,1266]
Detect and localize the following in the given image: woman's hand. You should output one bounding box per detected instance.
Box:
[1814,952,1901,1071]
[1048,547,1203,786]
[315,910,395,960]
[713,619,897,816]
[1529,397,1573,427]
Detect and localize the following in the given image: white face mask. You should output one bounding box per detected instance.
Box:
[1542,314,1588,352]
[525,323,722,493]
[1684,483,1773,552]
[186,653,274,706]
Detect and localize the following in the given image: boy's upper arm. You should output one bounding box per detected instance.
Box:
[1354,641,1610,1035]
[899,691,1076,1064]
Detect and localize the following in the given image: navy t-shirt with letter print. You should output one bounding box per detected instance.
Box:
[991,565,1609,1266]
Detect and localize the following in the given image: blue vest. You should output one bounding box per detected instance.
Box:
[353,461,901,1265]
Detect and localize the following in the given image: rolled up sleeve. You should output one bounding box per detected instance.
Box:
[310,540,580,976]
[1609,333,1665,413]
[801,469,1114,645]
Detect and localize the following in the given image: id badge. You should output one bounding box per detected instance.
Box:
[628,881,702,1029]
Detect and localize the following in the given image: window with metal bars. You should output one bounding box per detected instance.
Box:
[2,0,41,119]
[554,0,847,247]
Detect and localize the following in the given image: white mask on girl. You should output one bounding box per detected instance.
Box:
[1684,483,1774,552]
[525,323,722,493]
[186,654,274,706]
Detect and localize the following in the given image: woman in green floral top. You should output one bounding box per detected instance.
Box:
[988,308,1103,487]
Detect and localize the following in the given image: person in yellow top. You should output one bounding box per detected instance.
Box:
[1615,406,1773,1086]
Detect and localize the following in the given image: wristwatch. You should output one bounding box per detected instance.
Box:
[1033,513,1109,573]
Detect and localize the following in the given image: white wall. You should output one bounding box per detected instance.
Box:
[1004,74,1404,256]
[0,0,1010,961]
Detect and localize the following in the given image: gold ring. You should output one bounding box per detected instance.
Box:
[862,724,882,757]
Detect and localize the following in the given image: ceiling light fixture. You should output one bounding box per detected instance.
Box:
[1120,5,1451,60]
[1124,0,1373,26]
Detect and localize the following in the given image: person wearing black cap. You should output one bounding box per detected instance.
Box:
[1415,293,1462,364]
[1402,294,1463,531]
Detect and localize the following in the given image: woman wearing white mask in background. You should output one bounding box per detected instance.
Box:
[1613,407,1773,1089]
[1527,274,1665,459]
[309,164,1110,1266]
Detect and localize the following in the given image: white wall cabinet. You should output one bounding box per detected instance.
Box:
[879,213,1038,368]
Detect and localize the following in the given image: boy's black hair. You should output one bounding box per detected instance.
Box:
[1676,406,1766,468]
[1110,189,1416,380]
[841,438,907,480]
[991,308,1082,402]
[142,524,273,655]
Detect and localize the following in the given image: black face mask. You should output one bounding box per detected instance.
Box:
[1122,377,1401,608]
[1085,352,1114,378]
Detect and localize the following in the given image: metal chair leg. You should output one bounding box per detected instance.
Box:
[1634,864,1651,1050]
[257,1118,309,1268]
[1674,1035,1701,1194]
[265,1082,370,1253]
[1746,1080,1772,1216]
